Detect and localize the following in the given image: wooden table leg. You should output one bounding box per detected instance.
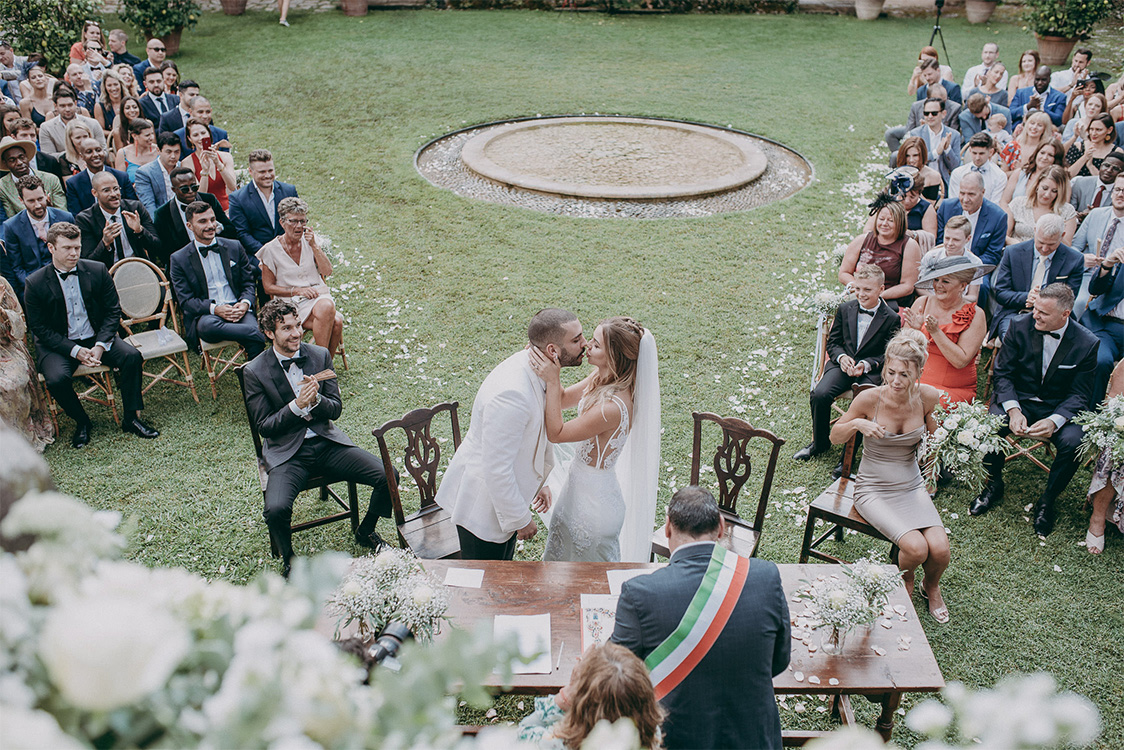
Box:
[875,691,902,742]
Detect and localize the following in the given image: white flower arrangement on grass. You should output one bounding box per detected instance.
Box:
[1074,395,1124,466]
[326,547,449,642]
[805,287,851,318]
[921,400,1011,493]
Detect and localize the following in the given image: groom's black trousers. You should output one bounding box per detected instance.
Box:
[457,525,517,560]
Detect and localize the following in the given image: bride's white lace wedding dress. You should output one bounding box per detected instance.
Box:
[543,394,631,562]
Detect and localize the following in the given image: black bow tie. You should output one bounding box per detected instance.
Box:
[56,269,77,281]
[1036,329,1061,340]
[197,243,218,257]
[280,355,307,370]
[858,308,876,317]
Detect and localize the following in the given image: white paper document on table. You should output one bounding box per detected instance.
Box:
[443,568,485,588]
[580,594,620,652]
[494,614,552,674]
[606,568,653,594]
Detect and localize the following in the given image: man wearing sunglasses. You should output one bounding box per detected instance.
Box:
[907,97,962,188]
[132,38,167,93]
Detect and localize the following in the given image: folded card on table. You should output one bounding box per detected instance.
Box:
[581,594,620,652]
[443,568,484,588]
[494,614,552,674]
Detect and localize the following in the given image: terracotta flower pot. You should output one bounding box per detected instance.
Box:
[854,0,884,19]
[341,0,369,15]
[965,0,996,23]
[221,0,249,14]
[1036,34,1078,67]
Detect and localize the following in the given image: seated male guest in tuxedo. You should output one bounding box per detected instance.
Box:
[168,201,264,358]
[137,67,178,127]
[242,298,393,576]
[65,138,136,216]
[228,149,297,256]
[157,80,198,135]
[1079,192,1124,400]
[0,174,74,301]
[1069,151,1123,220]
[24,222,158,448]
[154,167,236,270]
[971,284,1099,536]
[611,486,790,750]
[1010,66,1067,127]
[0,136,67,220]
[990,214,1083,340]
[795,263,900,462]
[173,97,229,158]
[133,132,181,218]
[76,171,158,268]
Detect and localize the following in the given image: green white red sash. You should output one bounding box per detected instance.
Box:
[644,544,750,700]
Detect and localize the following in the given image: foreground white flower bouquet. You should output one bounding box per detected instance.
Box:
[1074,395,1124,467]
[921,400,1011,493]
[326,547,449,642]
[805,287,851,318]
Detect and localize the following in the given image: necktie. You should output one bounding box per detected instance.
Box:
[110,214,124,262]
[198,243,218,257]
[155,94,166,113]
[1092,185,1105,208]
[971,165,984,173]
[280,355,307,370]
[1035,329,1061,340]
[1100,218,1119,258]
[858,308,875,317]
[57,269,76,281]
[1031,255,1048,290]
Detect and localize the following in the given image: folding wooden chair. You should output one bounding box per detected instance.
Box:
[110,257,198,402]
[651,411,785,560]
[38,364,118,426]
[810,311,853,424]
[200,339,247,399]
[373,402,462,559]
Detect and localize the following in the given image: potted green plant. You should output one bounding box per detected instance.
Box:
[116,0,200,56]
[0,0,102,75]
[1023,0,1114,66]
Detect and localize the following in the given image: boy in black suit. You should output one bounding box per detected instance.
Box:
[796,263,902,462]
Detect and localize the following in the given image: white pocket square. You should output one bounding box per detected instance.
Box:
[229,260,236,267]
[1057,364,1075,369]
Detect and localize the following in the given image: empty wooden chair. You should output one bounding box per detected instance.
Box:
[373,402,462,559]
[200,339,247,400]
[650,411,784,560]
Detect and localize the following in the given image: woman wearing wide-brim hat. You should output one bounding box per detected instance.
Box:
[902,255,994,404]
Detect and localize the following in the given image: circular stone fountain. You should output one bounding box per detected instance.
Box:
[415,115,812,219]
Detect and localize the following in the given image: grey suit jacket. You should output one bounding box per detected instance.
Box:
[1072,206,1123,256]
[241,343,354,471]
[1069,176,1113,214]
[37,115,106,158]
[612,543,790,750]
[905,98,962,132]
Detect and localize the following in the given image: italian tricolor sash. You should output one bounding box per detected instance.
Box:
[645,544,750,700]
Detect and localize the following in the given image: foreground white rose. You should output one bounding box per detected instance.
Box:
[957,430,975,446]
[39,595,190,712]
[826,589,848,610]
[906,699,953,736]
[412,585,434,606]
[0,704,86,750]
[932,427,948,441]
[805,726,885,750]
[1114,416,1124,431]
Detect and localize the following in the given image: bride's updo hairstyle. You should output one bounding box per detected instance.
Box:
[585,317,645,406]
[883,328,929,381]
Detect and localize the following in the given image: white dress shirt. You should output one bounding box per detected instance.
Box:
[195,240,237,312]
[1002,319,1070,429]
[948,161,1006,204]
[963,205,981,239]
[255,184,275,222]
[274,348,318,438]
[101,207,134,259]
[55,266,113,358]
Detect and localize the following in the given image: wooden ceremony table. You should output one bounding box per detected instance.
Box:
[422,560,944,743]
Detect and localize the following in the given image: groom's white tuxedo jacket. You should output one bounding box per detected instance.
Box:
[436,350,554,543]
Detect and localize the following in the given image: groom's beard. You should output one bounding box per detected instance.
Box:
[556,349,584,368]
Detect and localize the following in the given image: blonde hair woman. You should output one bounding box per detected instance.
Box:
[831,329,950,623]
[60,120,94,179]
[1006,164,1076,245]
[999,111,1055,173]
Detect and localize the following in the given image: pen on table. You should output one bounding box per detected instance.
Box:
[555,642,564,671]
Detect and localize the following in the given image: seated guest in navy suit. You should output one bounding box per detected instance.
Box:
[795,263,900,462]
[107,29,141,67]
[936,172,1008,304]
[1078,181,1124,399]
[173,97,229,158]
[76,171,158,268]
[133,131,180,217]
[991,214,1084,340]
[168,201,265,358]
[0,175,74,301]
[611,486,790,750]
[131,38,165,93]
[1010,66,1066,127]
[137,67,178,127]
[24,222,158,448]
[971,283,1100,536]
[153,166,237,270]
[65,138,136,215]
[157,80,198,135]
[228,149,298,256]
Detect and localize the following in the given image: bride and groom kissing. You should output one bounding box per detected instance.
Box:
[435,308,660,563]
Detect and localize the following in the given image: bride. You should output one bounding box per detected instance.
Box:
[529,317,660,563]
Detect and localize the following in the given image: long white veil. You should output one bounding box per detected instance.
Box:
[615,330,660,562]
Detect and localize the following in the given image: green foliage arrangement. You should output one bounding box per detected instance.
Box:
[1023,0,1114,37]
[116,0,201,39]
[0,0,102,75]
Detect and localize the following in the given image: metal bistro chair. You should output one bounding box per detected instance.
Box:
[234,366,359,558]
[373,402,462,559]
[651,412,785,560]
[110,257,198,402]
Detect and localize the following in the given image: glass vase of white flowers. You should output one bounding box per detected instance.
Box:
[922,400,1011,493]
[326,548,449,642]
[845,552,902,622]
[796,576,876,655]
[1074,395,1124,467]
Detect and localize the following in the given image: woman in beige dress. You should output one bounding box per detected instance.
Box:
[0,277,55,451]
[258,197,344,358]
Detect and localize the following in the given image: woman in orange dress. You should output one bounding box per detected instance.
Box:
[903,256,991,404]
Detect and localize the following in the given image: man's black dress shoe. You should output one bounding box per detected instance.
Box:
[969,479,1004,516]
[122,417,159,439]
[356,530,387,551]
[281,561,292,579]
[794,443,827,462]
[1033,499,1056,537]
[71,423,92,449]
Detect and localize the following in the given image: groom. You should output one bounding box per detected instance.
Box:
[435,308,588,560]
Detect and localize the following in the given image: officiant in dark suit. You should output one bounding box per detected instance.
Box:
[167,201,265,357]
[153,166,237,270]
[76,171,159,268]
[241,298,393,576]
[611,486,790,750]
[971,283,1100,536]
[795,262,901,462]
[23,222,158,448]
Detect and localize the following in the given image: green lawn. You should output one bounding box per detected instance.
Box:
[45,9,1123,746]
